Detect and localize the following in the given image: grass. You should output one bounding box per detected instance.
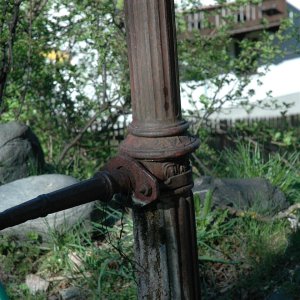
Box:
[195,193,293,299]
[1,203,297,299]
[194,142,300,299]
[218,142,300,203]
[0,207,136,299]
[0,142,299,299]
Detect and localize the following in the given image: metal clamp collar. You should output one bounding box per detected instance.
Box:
[104,156,159,205]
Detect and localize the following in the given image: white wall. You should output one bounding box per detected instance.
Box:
[179,0,300,119]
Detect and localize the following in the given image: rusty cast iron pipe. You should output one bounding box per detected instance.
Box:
[120,0,201,299]
[0,169,131,231]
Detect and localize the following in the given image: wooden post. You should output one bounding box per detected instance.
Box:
[121,1,201,298]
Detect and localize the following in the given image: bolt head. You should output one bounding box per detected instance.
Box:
[139,184,152,196]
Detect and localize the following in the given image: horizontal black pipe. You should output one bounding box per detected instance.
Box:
[0,170,131,231]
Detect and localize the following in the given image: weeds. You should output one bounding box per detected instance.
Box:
[195,192,236,256]
[0,207,136,299]
[219,142,300,203]
[0,194,298,299]
[0,142,299,299]
[194,187,296,299]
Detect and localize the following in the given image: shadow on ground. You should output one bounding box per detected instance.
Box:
[201,229,300,300]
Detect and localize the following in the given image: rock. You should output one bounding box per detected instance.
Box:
[0,174,95,240]
[58,287,82,300]
[0,121,44,185]
[25,274,49,294]
[48,295,59,300]
[193,177,289,215]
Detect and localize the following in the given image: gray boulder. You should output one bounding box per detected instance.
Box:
[0,174,95,240]
[0,121,44,185]
[193,177,289,215]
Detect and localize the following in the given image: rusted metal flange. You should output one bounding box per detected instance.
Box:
[120,133,199,161]
[104,155,159,205]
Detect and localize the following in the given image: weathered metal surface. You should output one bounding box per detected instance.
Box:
[0,1,201,298]
[124,0,182,134]
[0,154,162,230]
[0,169,130,230]
[121,0,199,160]
[104,155,159,204]
[132,161,200,299]
[120,134,199,160]
[122,0,201,298]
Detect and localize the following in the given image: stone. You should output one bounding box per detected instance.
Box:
[193,177,289,215]
[0,174,95,240]
[48,295,59,300]
[25,274,49,294]
[58,287,82,300]
[0,121,44,185]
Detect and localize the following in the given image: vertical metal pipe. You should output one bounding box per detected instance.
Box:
[122,0,200,298]
[124,0,187,138]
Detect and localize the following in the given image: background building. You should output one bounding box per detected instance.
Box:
[180,0,300,124]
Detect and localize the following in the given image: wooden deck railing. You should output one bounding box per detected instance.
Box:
[186,0,287,37]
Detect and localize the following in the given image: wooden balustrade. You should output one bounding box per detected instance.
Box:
[185,0,287,37]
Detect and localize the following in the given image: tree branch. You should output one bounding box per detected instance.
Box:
[56,104,109,164]
[218,203,300,225]
[0,0,22,106]
[192,153,214,176]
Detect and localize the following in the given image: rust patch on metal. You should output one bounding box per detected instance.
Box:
[104,155,159,204]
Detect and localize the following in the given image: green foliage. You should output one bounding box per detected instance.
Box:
[0,234,45,299]
[232,119,300,150]
[177,0,298,127]
[0,235,42,277]
[195,192,237,258]
[1,0,298,180]
[0,1,299,299]
[0,0,130,177]
[0,207,136,299]
[194,190,294,299]
[216,218,294,299]
[50,208,136,299]
[192,127,222,176]
[218,142,300,203]
[239,217,289,266]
